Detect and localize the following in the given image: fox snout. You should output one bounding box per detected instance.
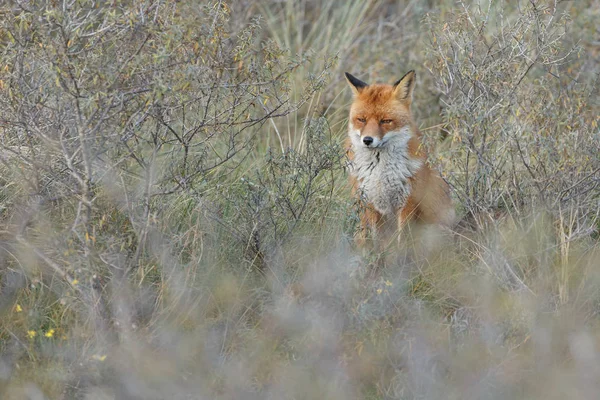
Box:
[353,130,384,148]
[353,120,385,148]
[351,129,383,148]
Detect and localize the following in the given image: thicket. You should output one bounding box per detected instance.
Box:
[0,1,598,399]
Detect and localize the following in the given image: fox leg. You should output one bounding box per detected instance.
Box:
[356,206,382,248]
[358,207,388,271]
[396,199,419,245]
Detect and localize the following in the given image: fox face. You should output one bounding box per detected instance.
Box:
[345,71,416,149]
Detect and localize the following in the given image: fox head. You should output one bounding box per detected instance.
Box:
[345,71,416,149]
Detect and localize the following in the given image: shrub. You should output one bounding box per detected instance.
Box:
[424,1,600,233]
[0,1,599,399]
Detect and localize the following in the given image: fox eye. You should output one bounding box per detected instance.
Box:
[356,117,366,123]
[381,119,393,124]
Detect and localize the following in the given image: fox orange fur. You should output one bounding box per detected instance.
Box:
[345,70,454,250]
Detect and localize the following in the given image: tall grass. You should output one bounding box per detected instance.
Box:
[0,0,599,399]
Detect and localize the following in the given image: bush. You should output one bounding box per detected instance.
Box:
[425,2,600,233]
[0,1,599,399]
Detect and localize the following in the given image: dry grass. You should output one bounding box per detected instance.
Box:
[0,0,599,399]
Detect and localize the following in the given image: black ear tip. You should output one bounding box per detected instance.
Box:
[394,70,416,88]
[345,72,368,89]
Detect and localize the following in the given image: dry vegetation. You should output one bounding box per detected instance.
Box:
[0,0,599,399]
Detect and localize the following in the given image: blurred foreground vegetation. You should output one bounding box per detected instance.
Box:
[0,0,599,399]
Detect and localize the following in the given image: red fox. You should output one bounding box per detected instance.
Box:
[345,71,454,250]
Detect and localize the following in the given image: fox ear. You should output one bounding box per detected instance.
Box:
[345,72,368,95]
[393,70,416,104]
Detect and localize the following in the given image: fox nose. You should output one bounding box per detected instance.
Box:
[363,136,374,146]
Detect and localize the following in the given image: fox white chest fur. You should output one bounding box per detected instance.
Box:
[349,127,422,216]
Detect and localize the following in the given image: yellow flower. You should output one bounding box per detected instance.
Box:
[27,330,37,338]
[92,354,107,362]
[385,280,393,287]
[15,304,22,312]
[45,329,55,338]
[376,288,383,295]
[71,279,79,285]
